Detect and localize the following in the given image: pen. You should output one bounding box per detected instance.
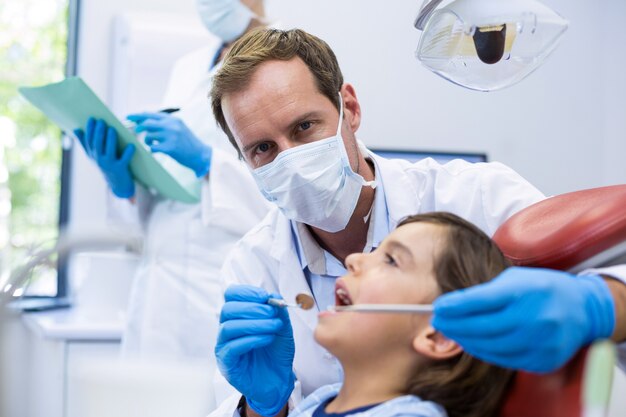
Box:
[159,107,180,114]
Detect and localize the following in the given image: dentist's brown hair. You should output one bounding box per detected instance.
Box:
[210,28,344,157]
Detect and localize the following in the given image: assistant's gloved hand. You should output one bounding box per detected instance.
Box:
[432,267,615,373]
[196,0,254,42]
[74,118,136,198]
[215,285,295,416]
[126,112,212,178]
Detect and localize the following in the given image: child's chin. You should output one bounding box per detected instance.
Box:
[313,326,340,351]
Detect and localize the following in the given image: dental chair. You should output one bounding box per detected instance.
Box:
[492,185,626,417]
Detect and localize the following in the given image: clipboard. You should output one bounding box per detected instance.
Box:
[19,77,201,203]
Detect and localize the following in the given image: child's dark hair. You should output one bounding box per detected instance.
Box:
[397,212,514,417]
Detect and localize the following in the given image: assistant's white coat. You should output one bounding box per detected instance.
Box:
[119,42,270,362]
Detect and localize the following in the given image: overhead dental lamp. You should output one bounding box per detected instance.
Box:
[414,0,568,91]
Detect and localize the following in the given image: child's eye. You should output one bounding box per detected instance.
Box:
[385,253,397,266]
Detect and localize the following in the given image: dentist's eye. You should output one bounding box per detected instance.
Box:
[255,143,271,154]
[297,121,312,132]
[385,253,397,266]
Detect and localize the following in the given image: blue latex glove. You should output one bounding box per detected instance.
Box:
[73,118,136,198]
[432,267,615,373]
[215,285,295,416]
[196,0,254,42]
[126,112,212,178]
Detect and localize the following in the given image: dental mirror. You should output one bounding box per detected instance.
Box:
[268,293,315,310]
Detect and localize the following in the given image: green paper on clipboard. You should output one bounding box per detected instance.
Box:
[18,76,201,204]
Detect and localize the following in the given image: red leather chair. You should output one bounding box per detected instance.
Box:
[493,185,626,417]
[494,185,626,272]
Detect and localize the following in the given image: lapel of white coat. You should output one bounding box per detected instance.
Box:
[269,214,319,333]
[369,151,423,227]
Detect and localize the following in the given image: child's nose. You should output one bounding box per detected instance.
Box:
[345,253,363,274]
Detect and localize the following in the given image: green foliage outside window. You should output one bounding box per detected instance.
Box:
[0,0,68,294]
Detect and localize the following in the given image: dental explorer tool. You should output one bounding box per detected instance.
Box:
[329,304,434,314]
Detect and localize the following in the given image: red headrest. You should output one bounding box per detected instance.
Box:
[498,347,588,417]
[493,185,626,271]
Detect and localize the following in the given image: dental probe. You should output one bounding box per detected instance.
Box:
[268,293,315,310]
[329,304,434,314]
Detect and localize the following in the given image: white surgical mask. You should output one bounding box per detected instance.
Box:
[196,0,254,43]
[251,94,376,232]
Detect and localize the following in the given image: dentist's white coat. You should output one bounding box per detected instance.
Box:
[211,152,549,415]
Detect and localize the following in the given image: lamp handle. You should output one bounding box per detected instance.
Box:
[414,0,445,30]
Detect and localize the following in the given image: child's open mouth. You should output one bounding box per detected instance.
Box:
[335,281,353,307]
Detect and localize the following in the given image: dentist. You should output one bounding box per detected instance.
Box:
[209,28,626,417]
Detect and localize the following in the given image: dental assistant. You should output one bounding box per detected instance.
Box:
[73,0,270,362]
[209,28,626,417]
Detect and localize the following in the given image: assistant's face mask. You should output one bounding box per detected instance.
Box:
[251,94,376,232]
[196,0,254,43]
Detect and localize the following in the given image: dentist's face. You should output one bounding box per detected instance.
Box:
[220,57,360,170]
[315,222,443,357]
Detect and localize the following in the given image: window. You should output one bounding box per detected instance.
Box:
[0,0,71,299]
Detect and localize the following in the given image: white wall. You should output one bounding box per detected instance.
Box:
[1,314,35,417]
[264,0,626,197]
[602,0,626,189]
[69,0,626,232]
[69,0,626,231]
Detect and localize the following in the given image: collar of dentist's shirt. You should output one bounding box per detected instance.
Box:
[292,148,390,275]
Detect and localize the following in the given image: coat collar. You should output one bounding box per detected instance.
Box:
[266,149,422,258]
[367,150,422,228]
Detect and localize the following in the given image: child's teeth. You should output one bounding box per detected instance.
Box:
[336,288,351,305]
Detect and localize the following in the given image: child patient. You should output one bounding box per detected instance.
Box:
[295,212,514,417]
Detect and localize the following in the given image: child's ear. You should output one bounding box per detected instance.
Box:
[412,325,463,360]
